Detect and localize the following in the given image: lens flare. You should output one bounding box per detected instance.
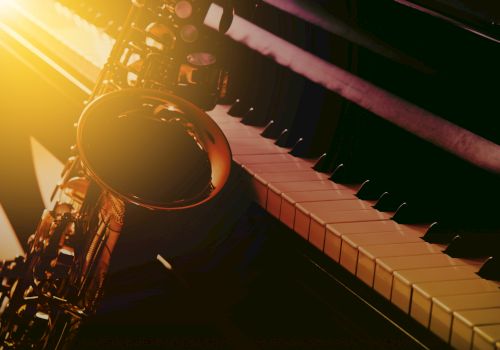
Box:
[0,0,13,14]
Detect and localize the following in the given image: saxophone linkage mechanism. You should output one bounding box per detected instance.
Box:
[0,1,233,348]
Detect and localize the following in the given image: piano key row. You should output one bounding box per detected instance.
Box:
[208,104,500,350]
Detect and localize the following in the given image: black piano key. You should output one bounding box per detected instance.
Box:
[312,120,354,173]
[316,103,374,180]
[356,180,384,201]
[251,13,311,140]
[329,163,363,184]
[373,192,404,212]
[231,3,294,127]
[285,87,345,158]
[391,203,411,223]
[274,129,289,148]
[227,49,266,117]
[244,3,355,151]
[224,5,295,124]
[391,202,431,224]
[443,228,500,259]
[443,235,486,258]
[240,60,283,127]
[228,99,248,117]
[260,120,275,138]
[289,138,306,157]
[241,107,259,125]
[477,257,500,281]
[423,222,456,244]
[329,163,347,183]
[312,153,329,173]
[281,31,352,158]
[262,72,305,140]
[254,7,306,128]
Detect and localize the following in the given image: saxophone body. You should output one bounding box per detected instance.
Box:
[0,1,232,348]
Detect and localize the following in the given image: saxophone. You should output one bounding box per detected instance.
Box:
[0,1,233,349]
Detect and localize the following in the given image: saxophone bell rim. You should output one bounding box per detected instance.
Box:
[76,88,232,211]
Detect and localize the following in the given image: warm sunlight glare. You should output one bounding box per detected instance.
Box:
[0,0,13,11]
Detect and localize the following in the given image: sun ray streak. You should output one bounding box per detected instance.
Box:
[0,203,24,259]
[30,136,64,209]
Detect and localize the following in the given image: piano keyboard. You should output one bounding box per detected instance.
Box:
[2,1,499,349]
[207,104,500,350]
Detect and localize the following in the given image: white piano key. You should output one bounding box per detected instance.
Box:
[231,144,291,156]
[244,161,315,175]
[230,137,281,149]
[340,233,430,276]
[279,190,355,229]
[309,210,392,256]
[216,120,259,129]
[329,221,427,235]
[208,118,244,128]
[373,254,472,300]
[323,221,425,263]
[390,265,482,318]
[473,325,500,350]
[208,113,241,125]
[252,171,329,207]
[451,308,500,350]
[226,132,291,156]
[395,261,484,318]
[207,105,244,124]
[242,163,313,196]
[430,292,500,343]
[206,103,230,114]
[294,199,374,240]
[222,127,262,138]
[410,279,500,328]
[267,180,351,219]
[233,153,310,166]
[357,241,442,287]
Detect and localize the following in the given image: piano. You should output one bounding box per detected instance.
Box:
[0,0,499,349]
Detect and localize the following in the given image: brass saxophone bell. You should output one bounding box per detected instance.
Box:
[77,89,231,210]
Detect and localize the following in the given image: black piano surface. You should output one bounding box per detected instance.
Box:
[1,0,499,348]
